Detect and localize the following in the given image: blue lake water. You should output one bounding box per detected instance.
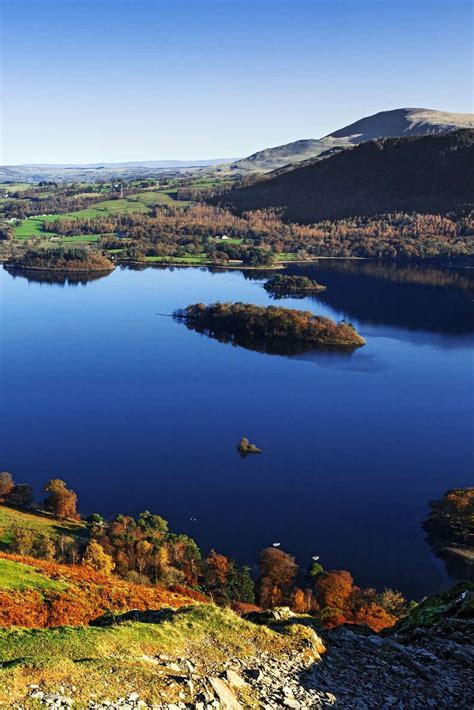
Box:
[1,262,473,599]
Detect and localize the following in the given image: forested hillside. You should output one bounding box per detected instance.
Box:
[215,130,474,223]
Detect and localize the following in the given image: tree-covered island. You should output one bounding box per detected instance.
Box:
[264,274,327,297]
[173,302,365,354]
[5,247,115,273]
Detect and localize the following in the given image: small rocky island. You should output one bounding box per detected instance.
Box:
[173,302,365,354]
[423,487,474,580]
[237,437,262,456]
[6,247,115,273]
[264,274,327,297]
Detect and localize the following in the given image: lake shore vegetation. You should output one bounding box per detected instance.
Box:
[0,470,409,633]
[1,177,472,266]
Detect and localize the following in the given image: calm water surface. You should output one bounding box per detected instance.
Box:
[1,262,473,599]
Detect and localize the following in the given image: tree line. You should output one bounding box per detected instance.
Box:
[0,471,410,631]
[39,203,473,261]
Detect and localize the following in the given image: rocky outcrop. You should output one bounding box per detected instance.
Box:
[20,586,474,708]
[237,437,262,456]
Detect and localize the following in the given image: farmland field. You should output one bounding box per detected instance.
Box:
[12,190,188,241]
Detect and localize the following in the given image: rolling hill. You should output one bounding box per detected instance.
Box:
[228,108,474,173]
[214,129,474,223]
[0,552,202,627]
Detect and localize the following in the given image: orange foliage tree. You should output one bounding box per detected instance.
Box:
[257,547,298,608]
[43,479,79,520]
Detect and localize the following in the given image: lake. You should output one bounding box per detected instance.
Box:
[1,261,473,599]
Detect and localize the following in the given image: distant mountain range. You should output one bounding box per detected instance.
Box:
[214,129,474,222]
[227,108,474,173]
[0,158,236,183]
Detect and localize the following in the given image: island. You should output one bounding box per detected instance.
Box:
[5,247,115,274]
[423,488,474,581]
[264,274,327,297]
[238,437,262,456]
[173,302,365,354]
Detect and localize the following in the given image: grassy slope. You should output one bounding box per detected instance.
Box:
[0,605,299,707]
[0,558,66,592]
[0,505,86,547]
[0,505,87,549]
[0,552,201,629]
[0,545,299,707]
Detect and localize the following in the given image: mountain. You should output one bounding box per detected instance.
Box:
[214,129,474,223]
[228,108,474,173]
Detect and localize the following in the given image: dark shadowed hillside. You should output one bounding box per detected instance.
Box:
[214,129,474,223]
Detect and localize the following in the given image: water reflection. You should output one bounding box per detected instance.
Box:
[292,348,386,372]
[3,266,112,287]
[244,261,474,334]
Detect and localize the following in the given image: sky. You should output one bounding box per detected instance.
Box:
[0,0,472,164]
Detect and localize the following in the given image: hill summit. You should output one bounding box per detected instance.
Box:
[229,107,474,173]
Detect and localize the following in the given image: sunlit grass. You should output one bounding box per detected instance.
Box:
[0,559,67,593]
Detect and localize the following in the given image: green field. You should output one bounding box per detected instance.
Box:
[131,189,189,207]
[56,234,100,243]
[0,504,87,548]
[0,183,31,192]
[12,190,189,242]
[0,558,67,593]
[211,237,243,245]
[13,217,58,239]
[13,216,100,244]
[144,254,209,264]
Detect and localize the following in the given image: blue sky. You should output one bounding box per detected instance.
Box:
[1,0,472,164]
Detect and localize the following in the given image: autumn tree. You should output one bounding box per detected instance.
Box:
[376,588,411,618]
[257,547,298,608]
[0,472,14,501]
[43,479,79,520]
[10,525,36,555]
[7,483,33,509]
[33,533,56,560]
[313,570,354,611]
[82,540,115,575]
[201,550,231,604]
[56,534,80,564]
[136,539,153,576]
[290,587,308,614]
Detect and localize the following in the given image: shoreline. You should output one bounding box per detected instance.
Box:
[118,255,372,270]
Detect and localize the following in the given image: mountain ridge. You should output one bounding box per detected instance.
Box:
[228,107,474,173]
